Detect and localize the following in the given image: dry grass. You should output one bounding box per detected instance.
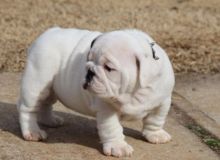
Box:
[0,0,220,73]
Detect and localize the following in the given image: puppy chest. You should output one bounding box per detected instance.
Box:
[52,73,93,115]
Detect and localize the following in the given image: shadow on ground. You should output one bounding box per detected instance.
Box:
[0,101,143,153]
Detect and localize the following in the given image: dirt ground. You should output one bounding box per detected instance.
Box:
[0,0,220,73]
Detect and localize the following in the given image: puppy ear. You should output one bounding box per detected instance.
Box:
[87,39,96,61]
[135,53,160,88]
[90,37,97,49]
[87,35,102,61]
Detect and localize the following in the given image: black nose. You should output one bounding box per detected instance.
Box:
[83,69,95,89]
[86,69,95,82]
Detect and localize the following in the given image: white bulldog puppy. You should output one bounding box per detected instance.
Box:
[17,27,175,157]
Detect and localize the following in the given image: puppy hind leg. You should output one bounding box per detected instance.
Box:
[18,65,59,141]
[18,90,48,141]
[142,97,172,144]
[37,89,64,128]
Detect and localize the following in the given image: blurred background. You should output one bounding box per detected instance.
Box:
[0,0,219,73]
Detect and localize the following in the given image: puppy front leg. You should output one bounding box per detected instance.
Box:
[96,108,133,157]
[142,97,172,144]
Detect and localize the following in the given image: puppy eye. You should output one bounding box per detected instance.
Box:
[104,64,114,72]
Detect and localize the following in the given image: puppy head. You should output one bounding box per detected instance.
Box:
[83,31,160,101]
[83,32,138,98]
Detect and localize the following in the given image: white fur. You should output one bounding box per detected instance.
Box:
[17,27,175,157]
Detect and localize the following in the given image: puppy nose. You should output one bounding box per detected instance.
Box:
[86,69,95,82]
[83,69,95,90]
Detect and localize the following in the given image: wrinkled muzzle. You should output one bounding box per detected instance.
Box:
[83,61,116,98]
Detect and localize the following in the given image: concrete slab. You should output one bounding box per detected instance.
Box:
[175,73,220,139]
[0,73,219,159]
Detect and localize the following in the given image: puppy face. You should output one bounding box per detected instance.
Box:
[83,31,139,100]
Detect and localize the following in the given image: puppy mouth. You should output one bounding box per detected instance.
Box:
[88,79,106,93]
[83,77,109,98]
[83,82,90,90]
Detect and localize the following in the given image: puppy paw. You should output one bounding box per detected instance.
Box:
[23,129,47,141]
[38,114,64,128]
[143,129,171,144]
[103,140,134,157]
